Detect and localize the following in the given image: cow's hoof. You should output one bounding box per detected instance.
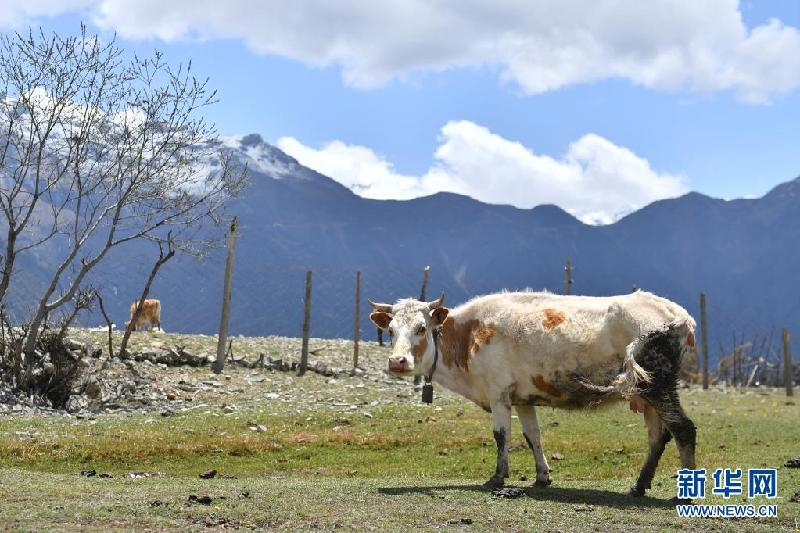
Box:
[629,485,646,497]
[534,474,552,487]
[482,476,505,490]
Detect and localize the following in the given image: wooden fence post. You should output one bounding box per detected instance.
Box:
[353,270,361,370]
[298,270,313,376]
[783,328,794,397]
[700,292,709,390]
[414,265,431,388]
[564,259,573,295]
[419,265,430,301]
[212,217,238,374]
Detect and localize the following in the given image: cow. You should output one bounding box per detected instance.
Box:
[369,290,697,496]
[124,299,162,332]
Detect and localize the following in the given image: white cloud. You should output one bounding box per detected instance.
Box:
[0,1,92,28]
[2,0,799,102]
[278,120,687,224]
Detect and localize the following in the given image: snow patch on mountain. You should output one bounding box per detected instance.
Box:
[219,133,295,177]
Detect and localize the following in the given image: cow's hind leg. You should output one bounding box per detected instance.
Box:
[630,403,671,497]
[484,398,512,489]
[631,323,698,495]
[657,393,696,470]
[515,405,551,486]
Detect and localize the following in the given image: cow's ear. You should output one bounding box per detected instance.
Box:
[370,311,392,330]
[430,306,449,326]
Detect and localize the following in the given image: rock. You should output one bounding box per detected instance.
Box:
[80,469,97,477]
[66,339,83,351]
[66,396,88,413]
[790,490,800,503]
[785,458,800,468]
[551,452,564,461]
[188,494,213,505]
[83,378,102,399]
[199,469,217,479]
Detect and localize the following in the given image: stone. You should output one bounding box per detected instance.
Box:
[83,378,102,399]
[188,494,213,505]
[199,469,217,479]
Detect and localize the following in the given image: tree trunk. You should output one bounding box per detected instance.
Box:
[23,234,117,359]
[0,231,18,304]
[120,244,175,355]
[95,291,114,358]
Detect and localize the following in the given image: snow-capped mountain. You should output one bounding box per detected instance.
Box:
[5,133,800,362]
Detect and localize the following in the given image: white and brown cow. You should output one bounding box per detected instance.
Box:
[369,290,697,495]
[124,299,162,332]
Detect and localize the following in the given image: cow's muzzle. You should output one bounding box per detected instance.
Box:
[388,356,413,374]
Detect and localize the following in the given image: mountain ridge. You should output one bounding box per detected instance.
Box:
[5,134,799,362]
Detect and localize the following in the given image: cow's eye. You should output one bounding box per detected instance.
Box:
[416,326,426,335]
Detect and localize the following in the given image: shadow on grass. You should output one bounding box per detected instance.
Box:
[378,484,675,510]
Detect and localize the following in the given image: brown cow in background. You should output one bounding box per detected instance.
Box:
[125,299,162,332]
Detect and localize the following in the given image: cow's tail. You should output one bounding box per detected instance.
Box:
[615,335,653,398]
[573,317,695,400]
[616,317,695,398]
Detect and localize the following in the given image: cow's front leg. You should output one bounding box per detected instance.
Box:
[483,398,511,489]
[516,405,551,486]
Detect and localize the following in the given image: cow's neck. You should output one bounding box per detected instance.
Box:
[425,312,481,405]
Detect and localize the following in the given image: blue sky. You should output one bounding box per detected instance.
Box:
[3,1,799,223]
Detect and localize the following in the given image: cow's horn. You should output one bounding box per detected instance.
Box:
[428,293,445,309]
[368,300,393,313]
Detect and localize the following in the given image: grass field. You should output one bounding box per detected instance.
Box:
[0,332,798,531]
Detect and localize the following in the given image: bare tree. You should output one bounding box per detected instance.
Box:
[0,27,245,380]
[56,287,96,340]
[0,28,96,302]
[119,236,176,355]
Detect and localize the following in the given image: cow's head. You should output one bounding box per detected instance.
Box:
[369,294,448,376]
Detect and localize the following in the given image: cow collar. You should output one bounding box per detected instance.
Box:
[421,327,440,404]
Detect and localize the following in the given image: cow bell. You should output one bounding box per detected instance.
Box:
[421,383,434,404]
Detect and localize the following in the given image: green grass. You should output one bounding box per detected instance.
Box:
[1,342,799,530]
